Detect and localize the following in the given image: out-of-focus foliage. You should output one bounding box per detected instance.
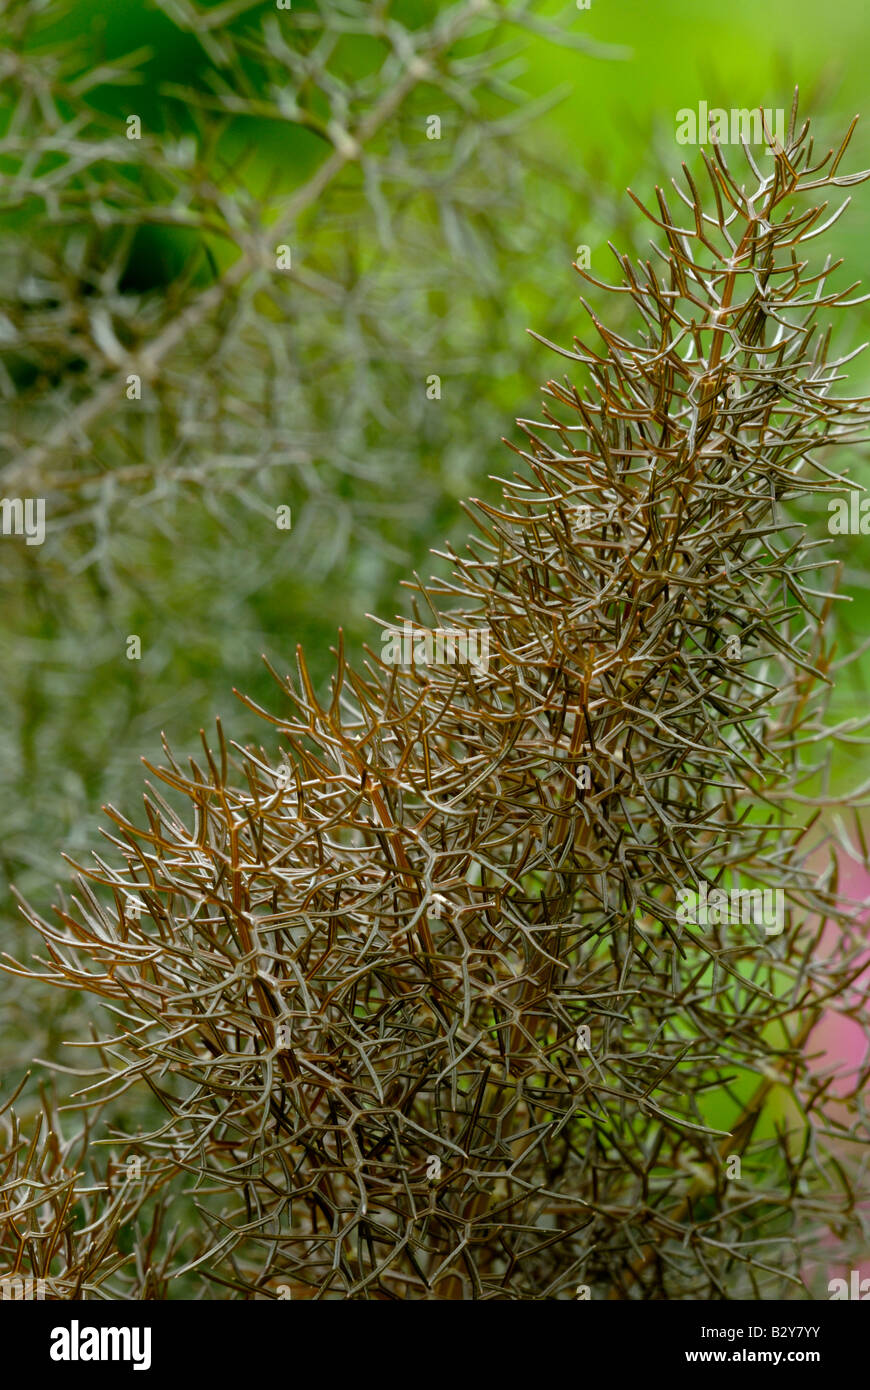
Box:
[0,0,630,1084]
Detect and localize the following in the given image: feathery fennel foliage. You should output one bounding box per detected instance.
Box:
[4,98,870,1299]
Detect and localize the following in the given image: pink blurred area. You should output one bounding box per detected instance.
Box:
[801,844,870,1294]
[805,848,870,1097]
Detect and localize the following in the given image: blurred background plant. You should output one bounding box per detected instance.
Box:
[0,0,630,1089]
[1,0,869,1298]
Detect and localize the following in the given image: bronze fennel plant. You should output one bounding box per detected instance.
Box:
[4,98,870,1300]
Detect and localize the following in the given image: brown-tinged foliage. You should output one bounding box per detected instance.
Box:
[5,97,870,1299]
